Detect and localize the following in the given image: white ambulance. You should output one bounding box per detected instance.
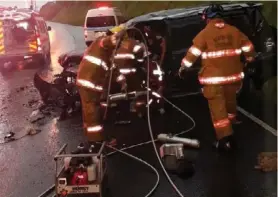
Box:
[84,6,126,47]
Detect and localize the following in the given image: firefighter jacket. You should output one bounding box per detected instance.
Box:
[76,35,125,95]
[113,38,145,76]
[181,18,256,85]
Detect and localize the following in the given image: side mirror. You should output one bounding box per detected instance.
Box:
[47,26,52,31]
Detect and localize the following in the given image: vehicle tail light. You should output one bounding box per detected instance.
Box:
[36,33,42,51]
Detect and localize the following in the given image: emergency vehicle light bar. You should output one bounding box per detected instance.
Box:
[98,6,109,10]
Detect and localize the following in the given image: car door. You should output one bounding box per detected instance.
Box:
[35,18,49,54]
[41,20,51,53]
[165,16,205,95]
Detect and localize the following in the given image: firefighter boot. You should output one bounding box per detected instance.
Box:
[213,135,237,153]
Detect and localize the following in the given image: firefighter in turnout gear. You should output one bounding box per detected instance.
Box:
[178,4,255,152]
[77,32,127,143]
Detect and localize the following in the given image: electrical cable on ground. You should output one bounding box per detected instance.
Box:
[136,27,185,197]
[106,144,160,197]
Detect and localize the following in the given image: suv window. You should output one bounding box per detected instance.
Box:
[224,14,253,37]
[15,20,34,32]
[169,14,255,52]
[86,16,116,28]
[170,20,205,52]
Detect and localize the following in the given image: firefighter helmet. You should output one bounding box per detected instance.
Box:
[202,4,224,20]
[106,24,127,38]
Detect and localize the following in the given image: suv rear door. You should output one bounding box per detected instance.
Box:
[3,19,36,55]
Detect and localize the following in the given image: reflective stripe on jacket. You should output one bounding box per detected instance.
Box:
[182,19,255,85]
[77,36,114,91]
[77,36,126,91]
[113,39,145,70]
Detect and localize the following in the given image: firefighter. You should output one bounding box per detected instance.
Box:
[178,4,255,152]
[144,26,166,114]
[144,25,166,67]
[76,31,127,144]
[108,25,151,117]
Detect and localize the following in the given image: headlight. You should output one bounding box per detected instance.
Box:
[265,37,275,52]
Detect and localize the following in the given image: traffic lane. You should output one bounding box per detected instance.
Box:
[0,117,87,197]
[238,92,277,129]
[9,91,274,197]
[105,95,276,197]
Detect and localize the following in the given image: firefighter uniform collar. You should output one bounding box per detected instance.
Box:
[208,18,225,25]
[208,18,225,28]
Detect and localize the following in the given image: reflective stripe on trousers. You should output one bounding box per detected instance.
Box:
[87,125,103,133]
[213,118,230,128]
[199,72,244,85]
[77,79,103,92]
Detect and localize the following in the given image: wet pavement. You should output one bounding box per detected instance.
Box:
[0,22,276,197]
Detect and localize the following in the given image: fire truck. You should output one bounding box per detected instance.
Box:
[0,7,51,71]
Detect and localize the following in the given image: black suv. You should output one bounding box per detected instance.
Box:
[125,2,277,97]
[56,2,276,100]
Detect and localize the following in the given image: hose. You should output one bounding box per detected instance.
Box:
[106,145,160,197]
[106,27,190,197]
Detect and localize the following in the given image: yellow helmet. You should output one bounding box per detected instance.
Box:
[108,24,128,39]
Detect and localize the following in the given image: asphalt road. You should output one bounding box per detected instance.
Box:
[0,22,276,197]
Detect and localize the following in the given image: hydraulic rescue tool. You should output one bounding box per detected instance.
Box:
[157,133,200,148]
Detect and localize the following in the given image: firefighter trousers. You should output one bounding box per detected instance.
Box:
[79,87,104,142]
[202,81,242,140]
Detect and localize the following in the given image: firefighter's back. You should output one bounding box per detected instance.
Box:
[77,36,112,87]
[201,19,245,78]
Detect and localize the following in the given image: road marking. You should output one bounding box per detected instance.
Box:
[168,92,277,136]
[237,106,277,137]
